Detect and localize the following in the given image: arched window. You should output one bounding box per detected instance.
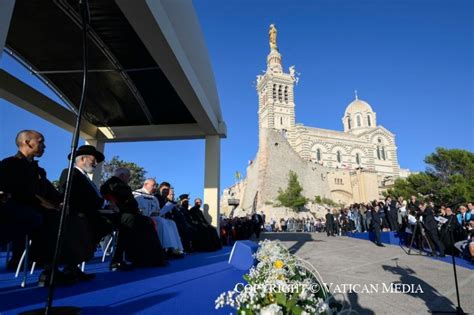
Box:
[356,153,361,165]
[280,117,283,125]
[356,115,361,127]
[381,147,386,160]
[337,151,342,163]
[316,148,321,161]
[272,84,276,100]
[278,85,282,102]
[347,116,352,130]
[284,86,288,103]
[376,146,381,160]
[367,115,372,127]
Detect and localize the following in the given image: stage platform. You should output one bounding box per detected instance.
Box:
[347,231,402,245]
[0,246,245,314]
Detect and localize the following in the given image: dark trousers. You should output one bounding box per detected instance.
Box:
[373,225,382,244]
[426,228,445,256]
[386,212,398,231]
[0,199,43,243]
[254,225,262,238]
[326,223,334,236]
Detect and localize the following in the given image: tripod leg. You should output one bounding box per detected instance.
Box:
[407,223,418,254]
[420,227,434,256]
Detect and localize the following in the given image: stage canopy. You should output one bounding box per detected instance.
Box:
[0,0,226,227]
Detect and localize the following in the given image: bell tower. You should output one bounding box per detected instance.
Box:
[256,24,296,137]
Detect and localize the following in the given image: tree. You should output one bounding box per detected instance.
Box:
[100,156,147,190]
[386,148,474,207]
[276,170,308,210]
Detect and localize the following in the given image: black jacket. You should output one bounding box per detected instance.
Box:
[325,213,335,224]
[0,152,61,208]
[421,207,438,231]
[60,167,104,218]
[371,211,382,228]
[100,176,140,215]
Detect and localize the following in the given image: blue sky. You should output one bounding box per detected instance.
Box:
[0,0,473,200]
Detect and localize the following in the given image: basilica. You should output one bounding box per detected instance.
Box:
[221,25,409,215]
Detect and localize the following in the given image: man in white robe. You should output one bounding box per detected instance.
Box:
[133,179,184,257]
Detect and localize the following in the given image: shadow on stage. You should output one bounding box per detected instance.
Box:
[382,262,456,313]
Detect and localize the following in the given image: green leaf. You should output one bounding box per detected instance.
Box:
[275,292,287,306]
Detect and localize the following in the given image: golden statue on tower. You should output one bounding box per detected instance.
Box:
[269,24,278,51]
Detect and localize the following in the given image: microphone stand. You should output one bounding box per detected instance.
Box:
[21,1,90,314]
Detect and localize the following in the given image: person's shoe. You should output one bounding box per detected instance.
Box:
[38,270,78,287]
[376,243,385,247]
[109,261,133,271]
[64,266,96,281]
[171,250,185,259]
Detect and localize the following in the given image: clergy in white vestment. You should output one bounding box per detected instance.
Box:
[133,179,184,256]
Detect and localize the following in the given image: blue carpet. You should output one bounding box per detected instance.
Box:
[0,247,246,314]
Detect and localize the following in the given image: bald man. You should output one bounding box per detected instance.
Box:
[0,130,82,285]
[0,130,47,245]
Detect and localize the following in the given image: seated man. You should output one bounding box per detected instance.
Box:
[188,198,222,251]
[60,145,115,278]
[0,130,85,286]
[133,179,184,258]
[101,168,167,268]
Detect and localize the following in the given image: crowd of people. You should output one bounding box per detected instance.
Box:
[260,196,474,262]
[0,130,222,287]
[219,212,264,245]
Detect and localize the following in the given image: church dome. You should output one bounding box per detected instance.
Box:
[342,93,377,133]
[344,99,374,116]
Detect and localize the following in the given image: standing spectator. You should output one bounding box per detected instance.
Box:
[251,212,264,238]
[419,201,445,257]
[371,205,384,247]
[325,209,335,237]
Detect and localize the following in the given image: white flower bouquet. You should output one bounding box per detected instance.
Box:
[216,239,333,315]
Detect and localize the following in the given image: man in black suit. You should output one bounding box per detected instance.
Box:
[371,205,384,247]
[60,145,115,276]
[419,201,445,257]
[384,197,399,231]
[325,209,335,237]
[251,212,263,239]
[0,130,81,286]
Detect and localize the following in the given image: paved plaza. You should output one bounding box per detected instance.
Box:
[255,232,474,315]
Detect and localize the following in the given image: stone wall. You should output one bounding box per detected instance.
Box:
[235,128,330,214]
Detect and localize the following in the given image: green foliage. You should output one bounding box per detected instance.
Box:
[101,156,147,190]
[51,180,60,190]
[276,171,308,210]
[314,195,340,207]
[386,148,474,207]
